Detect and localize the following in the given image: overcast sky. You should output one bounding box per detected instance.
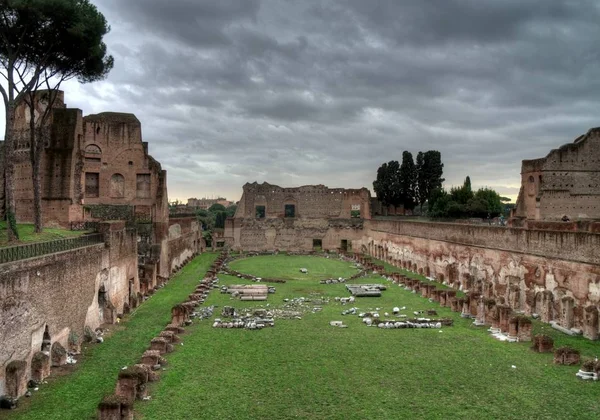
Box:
[29,1,600,201]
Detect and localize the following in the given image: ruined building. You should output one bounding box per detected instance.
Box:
[513,127,600,221]
[224,131,600,340]
[223,182,371,251]
[0,91,202,398]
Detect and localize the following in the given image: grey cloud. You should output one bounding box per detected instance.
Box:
[56,0,600,201]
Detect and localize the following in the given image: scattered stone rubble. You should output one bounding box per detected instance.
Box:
[97,252,228,420]
[346,284,386,297]
[220,284,276,301]
[212,306,275,330]
[576,359,600,381]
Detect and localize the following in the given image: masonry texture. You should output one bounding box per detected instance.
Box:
[513,127,600,221]
[224,182,371,251]
[0,92,204,398]
[358,220,600,337]
[0,223,137,397]
[225,178,600,340]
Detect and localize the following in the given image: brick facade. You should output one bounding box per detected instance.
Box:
[514,128,600,221]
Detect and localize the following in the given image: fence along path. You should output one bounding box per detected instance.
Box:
[0,233,104,264]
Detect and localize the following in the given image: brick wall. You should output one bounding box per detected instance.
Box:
[0,223,138,396]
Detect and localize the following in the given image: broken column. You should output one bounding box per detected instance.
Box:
[150,337,172,354]
[531,334,554,353]
[553,347,581,365]
[5,360,27,399]
[475,298,485,325]
[497,305,513,334]
[98,394,134,420]
[517,317,533,342]
[583,305,599,340]
[560,296,575,329]
[51,342,67,367]
[451,297,463,313]
[536,290,554,323]
[439,291,448,307]
[30,352,51,383]
[484,299,496,326]
[171,304,189,326]
[444,290,456,308]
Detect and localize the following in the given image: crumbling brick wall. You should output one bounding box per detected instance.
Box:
[514,127,600,221]
[360,219,600,339]
[0,223,138,397]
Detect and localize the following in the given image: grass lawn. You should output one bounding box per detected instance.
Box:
[229,254,359,281]
[0,222,89,247]
[4,253,218,420]
[134,254,600,420]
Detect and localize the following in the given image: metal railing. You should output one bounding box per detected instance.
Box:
[0,233,105,264]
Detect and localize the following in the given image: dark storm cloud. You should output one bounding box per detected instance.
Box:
[58,0,600,201]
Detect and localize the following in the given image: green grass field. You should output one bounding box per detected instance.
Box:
[6,253,600,420]
[134,254,600,420]
[0,222,89,247]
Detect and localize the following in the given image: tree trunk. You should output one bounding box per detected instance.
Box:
[32,127,44,233]
[3,102,19,241]
[28,97,46,234]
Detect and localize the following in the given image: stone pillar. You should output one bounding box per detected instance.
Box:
[150,337,171,354]
[560,296,575,329]
[171,304,189,326]
[30,352,51,383]
[531,334,554,353]
[450,297,462,313]
[444,290,456,308]
[475,298,486,325]
[51,342,67,367]
[508,285,521,310]
[439,291,447,307]
[461,296,471,318]
[536,291,554,323]
[508,317,519,338]
[497,305,513,333]
[484,299,496,325]
[98,395,134,420]
[553,347,580,365]
[469,293,480,317]
[517,317,533,342]
[5,360,27,398]
[490,306,500,330]
[583,305,599,340]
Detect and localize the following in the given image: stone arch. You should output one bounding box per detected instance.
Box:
[85,144,102,155]
[41,325,51,352]
[110,173,125,198]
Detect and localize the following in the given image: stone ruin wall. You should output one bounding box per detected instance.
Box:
[515,127,600,221]
[167,217,204,274]
[225,182,371,251]
[0,222,138,397]
[357,219,600,339]
[236,182,371,220]
[226,217,364,251]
